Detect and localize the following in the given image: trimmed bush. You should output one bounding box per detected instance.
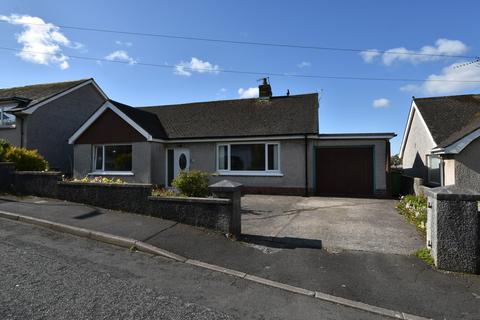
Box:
[0,139,12,161]
[396,194,427,237]
[171,170,210,197]
[4,147,48,171]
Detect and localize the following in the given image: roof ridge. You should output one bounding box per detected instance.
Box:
[138,92,318,109]
[0,78,91,91]
[414,93,480,101]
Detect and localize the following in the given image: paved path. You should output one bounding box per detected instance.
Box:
[0,218,385,320]
[0,195,479,319]
[242,195,424,254]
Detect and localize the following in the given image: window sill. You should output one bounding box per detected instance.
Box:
[88,171,134,176]
[217,171,284,177]
[0,124,16,129]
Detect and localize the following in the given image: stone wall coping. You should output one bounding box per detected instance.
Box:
[148,195,231,205]
[208,179,243,192]
[0,162,15,165]
[14,171,62,176]
[424,185,480,201]
[58,181,152,188]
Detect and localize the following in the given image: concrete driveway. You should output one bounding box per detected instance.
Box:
[241,195,424,255]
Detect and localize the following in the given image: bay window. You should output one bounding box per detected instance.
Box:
[217,142,281,175]
[93,145,132,173]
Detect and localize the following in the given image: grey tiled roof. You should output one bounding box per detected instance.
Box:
[110,100,168,139]
[0,79,90,109]
[138,93,319,139]
[414,94,480,147]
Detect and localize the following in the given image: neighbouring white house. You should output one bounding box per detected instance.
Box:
[400,94,480,191]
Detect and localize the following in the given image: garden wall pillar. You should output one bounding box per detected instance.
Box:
[208,180,242,238]
[425,186,480,274]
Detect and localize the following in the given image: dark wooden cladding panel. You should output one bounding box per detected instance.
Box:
[76,109,146,144]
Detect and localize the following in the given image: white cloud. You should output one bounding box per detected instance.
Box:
[360,39,468,66]
[0,14,82,69]
[174,57,219,76]
[359,50,380,63]
[401,61,480,95]
[297,61,311,68]
[104,50,137,65]
[238,87,259,99]
[219,88,227,92]
[115,40,133,47]
[373,98,391,108]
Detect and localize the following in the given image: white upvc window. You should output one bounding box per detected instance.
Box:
[0,106,16,127]
[91,144,133,175]
[216,142,282,176]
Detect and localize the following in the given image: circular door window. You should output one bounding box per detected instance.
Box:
[179,153,187,170]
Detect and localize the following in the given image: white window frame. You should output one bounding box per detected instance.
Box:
[216,142,283,176]
[0,105,16,127]
[89,144,134,176]
[426,154,442,186]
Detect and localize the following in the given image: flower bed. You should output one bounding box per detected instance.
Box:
[396,194,427,237]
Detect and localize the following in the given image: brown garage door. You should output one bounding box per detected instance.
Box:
[315,147,373,196]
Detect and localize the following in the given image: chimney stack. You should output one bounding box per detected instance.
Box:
[258,77,272,98]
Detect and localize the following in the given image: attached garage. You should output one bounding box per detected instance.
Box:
[310,134,395,197]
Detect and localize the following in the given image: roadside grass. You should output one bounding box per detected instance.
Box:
[413,247,434,266]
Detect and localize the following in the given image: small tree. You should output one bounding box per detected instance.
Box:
[391,154,401,167]
[171,170,210,197]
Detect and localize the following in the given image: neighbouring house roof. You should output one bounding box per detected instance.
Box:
[139,93,319,139]
[414,94,480,148]
[69,93,319,144]
[0,79,108,114]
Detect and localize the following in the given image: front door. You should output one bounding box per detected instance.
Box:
[166,148,190,187]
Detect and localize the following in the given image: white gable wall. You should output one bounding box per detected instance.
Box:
[402,108,436,180]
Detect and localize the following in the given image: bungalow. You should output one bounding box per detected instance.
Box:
[69,80,395,196]
[400,94,480,191]
[0,79,107,173]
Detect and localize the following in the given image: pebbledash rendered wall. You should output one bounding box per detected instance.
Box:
[0,163,241,237]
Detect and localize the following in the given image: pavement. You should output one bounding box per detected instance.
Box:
[0,219,386,320]
[0,194,480,319]
[242,195,424,254]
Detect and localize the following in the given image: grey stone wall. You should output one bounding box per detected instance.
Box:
[0,162,15,192]
[2,166,238,235]
[425,186,480,274]
[13,171,62,197]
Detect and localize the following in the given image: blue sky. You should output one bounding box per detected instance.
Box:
[1,1,479,153]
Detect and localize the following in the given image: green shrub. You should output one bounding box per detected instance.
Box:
[4,147,48,171]
[413,247,434,266]
[71,176,125,184]
[0,139,12,161]
[396,194,427,237]
[171,170,210,197]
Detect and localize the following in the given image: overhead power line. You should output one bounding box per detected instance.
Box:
[0,20,476,60]
[1,46,479,84]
